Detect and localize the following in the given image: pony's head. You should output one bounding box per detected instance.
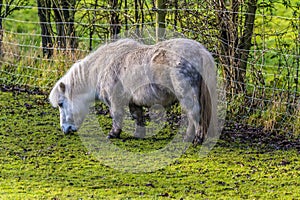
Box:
[49,81,89,134]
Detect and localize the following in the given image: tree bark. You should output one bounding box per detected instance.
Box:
[124,0,128,31]
[134,0,140,36]
[235,0,257,92]
[67,0,76,49]
[217,0,257,95]
[217,0,235,94]
[155,0,166,42]
[52,0,76,50]
[53,0,66,49]
[174,0,178,29]
[0,1,3,57]
[109,0,121,39]
[37,0,53,58]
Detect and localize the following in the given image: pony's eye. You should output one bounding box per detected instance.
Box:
[58,102,63,107]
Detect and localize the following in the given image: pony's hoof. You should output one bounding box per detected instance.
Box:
[107,134,120,139]
[193,137,204,145]
[107,128,121,139]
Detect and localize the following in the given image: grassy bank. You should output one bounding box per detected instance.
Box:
[0,91,299,199]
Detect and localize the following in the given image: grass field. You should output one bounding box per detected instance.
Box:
[0,90,299,199]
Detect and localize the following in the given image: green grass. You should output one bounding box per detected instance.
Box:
[0,91,299,199]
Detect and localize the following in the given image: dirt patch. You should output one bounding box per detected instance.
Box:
[220,123,300,152]
[0,84,46,95]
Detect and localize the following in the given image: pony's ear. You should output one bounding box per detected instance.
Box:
[59,82,66,93]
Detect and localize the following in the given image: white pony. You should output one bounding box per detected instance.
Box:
[49,38,216,144]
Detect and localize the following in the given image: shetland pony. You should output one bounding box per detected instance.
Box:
[49,38,216,144]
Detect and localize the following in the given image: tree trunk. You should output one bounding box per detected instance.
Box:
[235,0,257,92]
[138,0,144,30]
[37,0,53,58]
[67,0,76,49]
[155,0,166,42]
[217,0,257,95]
[217,0,235,94]
[124,0,128,31]
[53,0,66,49]
[174,0,178,30]
[134,0,140,36]
[0,1,3,57]
[52,0,76,50]
[109,0,120,39]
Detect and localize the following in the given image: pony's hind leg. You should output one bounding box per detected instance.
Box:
[174,80,203,143]
[129,103,146,138]
[171,59,206,144]
[180,96,202,143]
[107,104,124,139]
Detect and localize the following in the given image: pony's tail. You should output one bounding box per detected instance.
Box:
[195,77,212,144]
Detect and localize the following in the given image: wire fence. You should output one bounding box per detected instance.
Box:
[0,0,299,134]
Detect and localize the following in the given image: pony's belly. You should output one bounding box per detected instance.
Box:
[130,84,177,107]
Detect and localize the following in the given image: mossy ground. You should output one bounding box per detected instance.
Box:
[0,91,299,199]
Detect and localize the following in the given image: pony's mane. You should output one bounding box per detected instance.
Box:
[49,39,143,107]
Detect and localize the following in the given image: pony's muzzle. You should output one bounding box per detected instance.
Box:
[61,124,77,134]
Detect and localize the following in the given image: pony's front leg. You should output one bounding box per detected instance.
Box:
[129,103,146,138]
[107,105,124,139]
